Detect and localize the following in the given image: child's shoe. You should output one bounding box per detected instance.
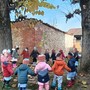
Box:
[67,80,73,88]
[51,82,56,89]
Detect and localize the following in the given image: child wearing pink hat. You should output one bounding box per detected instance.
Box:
[34,54,52,90]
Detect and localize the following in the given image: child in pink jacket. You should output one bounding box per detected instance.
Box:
[34,54,51,90]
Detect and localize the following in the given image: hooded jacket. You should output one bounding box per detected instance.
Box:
[68,57,77,72]
[52,58,71,76]
[3,62,13,77]
[21,50,29,59]
[34,62,51,74]
[14,64,35,84]
[34,62,51,83]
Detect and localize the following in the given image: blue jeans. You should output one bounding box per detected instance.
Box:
[18,83,27,90]
[52,74,63,89]
[19,87,26,90]
[67,71,77,80]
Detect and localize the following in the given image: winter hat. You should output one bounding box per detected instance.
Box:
[34,47,37,51]
[68,52,74,56]
[23,60,29,65]
[25,47,28,51]
[16,45,19,48]
[59,49,63,52]
[2,49,8,54]
[37,54,45,62]
[52,49,55,53]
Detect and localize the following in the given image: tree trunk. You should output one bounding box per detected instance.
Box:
[80,0,90,71]
[0,0,12,53]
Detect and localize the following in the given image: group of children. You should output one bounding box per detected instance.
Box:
[0,48,79,90]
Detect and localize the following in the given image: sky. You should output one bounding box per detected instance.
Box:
[10,0,81,32]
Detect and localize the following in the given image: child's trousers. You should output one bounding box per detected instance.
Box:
[18,83,27,90]
[67,71,77,80]
[52,74,63,88]
[19,87,26,90]
[38,81,49,90]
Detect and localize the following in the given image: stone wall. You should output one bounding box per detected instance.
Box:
[34,22,65,54]
[11,19,73,55]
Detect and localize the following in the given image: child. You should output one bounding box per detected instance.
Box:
[51,53,71,90]
[30,47,39,64]
[21,47,30,65]
[67,52,77,88]
[51,49,56,64]
[12,47,19,68]
[14,60,36,90]
[73,48,79,66]
[34,54,52,90]
[2,61,14,88]
[59,49,66,60]
[1,49,12,72]
[44,49,50,63]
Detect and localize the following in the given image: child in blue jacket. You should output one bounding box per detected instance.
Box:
[14,60,36,90]
[67,52,77,88]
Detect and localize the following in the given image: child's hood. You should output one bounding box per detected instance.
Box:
[55,58,65,66]
[3,61,10,67]
[37,62,47,70]
[19,64,28,71]
[3,63,8,68]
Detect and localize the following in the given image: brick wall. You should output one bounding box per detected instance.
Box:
[34,22,65,54]
[11,20,35,53]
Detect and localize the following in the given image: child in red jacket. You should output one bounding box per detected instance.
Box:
[21,47,30,65]
[2,61,14,88]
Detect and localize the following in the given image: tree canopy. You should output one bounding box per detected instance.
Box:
[9,0,56,21]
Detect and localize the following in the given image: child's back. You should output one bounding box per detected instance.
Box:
[34,54,51,90]
[3,62,13,77]
[15,64,35,84]
[35,61,51,84]
[67,52,77,88]
[2,61,13,89]
[68,57,77,72]
[15,63,36,90]
[52,57,71,76]
[51,53,71,90]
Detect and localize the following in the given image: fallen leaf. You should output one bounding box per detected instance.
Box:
[13,79,17,82]
[81,81,87,85]
[82,85,88,88]
[79,73,84,77]
[12,84,17,88]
